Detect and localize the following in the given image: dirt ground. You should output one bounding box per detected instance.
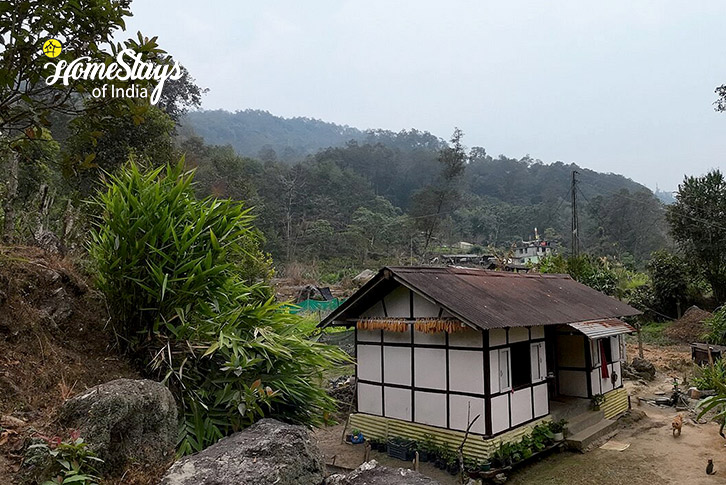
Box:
[0,247,140,482]
[314,342,726,484]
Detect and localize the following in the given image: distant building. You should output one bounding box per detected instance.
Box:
[512,239,553,265]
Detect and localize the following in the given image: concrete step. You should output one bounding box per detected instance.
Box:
[565,419,618,452]
[565,409,605,436]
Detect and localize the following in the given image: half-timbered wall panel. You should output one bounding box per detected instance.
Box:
[414,348,447,390]
[414,391,447,427]
[413,292,440,317]
[383,329,411,344]
[449,350,484,394]
[383,286,410,317]
[533,383,548,418]
[357,344,382,382]
[511,388,533,426]
[490,394,509,434]
[449,327,483,347]
[489,328,506,347]
[385,387,412,421]
[413,329,446,345]
[509,327,529,343]
[357,329,381,342]
[383,347,411,386]
[449,394,486,434]
[361,301,385,318]
[358,383,382,415]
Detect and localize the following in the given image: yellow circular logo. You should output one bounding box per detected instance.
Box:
[43,39,62,58]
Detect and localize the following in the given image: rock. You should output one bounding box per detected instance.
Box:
[159,418,325,485]
[325,460,440,484]
[19,437,56,485]
[631,357,656,381]
[620,361,638,380]
[59,378,177,474]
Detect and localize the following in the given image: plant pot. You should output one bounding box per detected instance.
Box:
[447,463,459,475]
[480,462,491,472]
[435,459,446,469]
[387,440,413,461]
[418,451,429,462]
[553,432,564,441]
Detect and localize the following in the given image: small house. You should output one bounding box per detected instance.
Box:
[319,266,640,458]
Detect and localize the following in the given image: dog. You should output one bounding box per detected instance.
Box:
[672,413,683,437]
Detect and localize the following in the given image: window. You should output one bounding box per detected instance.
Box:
[510,341,531,389]
[601,338,612,363]
[590,339,600,367]
[530,342,546,382]
[498,348,511,392]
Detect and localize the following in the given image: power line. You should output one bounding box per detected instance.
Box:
[571,170,580,257]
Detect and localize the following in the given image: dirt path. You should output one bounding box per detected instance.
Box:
[508,405,725,485]
[314,343,726,484]
[314,406,726,485]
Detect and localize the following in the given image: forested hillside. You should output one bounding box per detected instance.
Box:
[184,109,367,163]
[181,110,671,271]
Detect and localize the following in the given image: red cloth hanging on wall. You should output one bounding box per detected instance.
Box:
[600,340,609,379]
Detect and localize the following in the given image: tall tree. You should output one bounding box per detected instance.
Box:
[411,128,468,253]
[666,170,726,303]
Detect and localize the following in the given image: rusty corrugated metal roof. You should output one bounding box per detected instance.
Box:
[320,266,641,330]
[567,319,636,339]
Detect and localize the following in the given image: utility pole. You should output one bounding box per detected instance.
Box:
[571,170,579,257]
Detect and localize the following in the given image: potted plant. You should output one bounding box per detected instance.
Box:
[347,428,364,444]
[591,393,605,411]
[417,434,436,462]
[446,455,459,475]
[549,419,567,441]
[465,458,480,478]
[479,460,491,472]
[369,437,384,451]
[387,436,414,461]
[532,423,554,447]
[492,442,513,468]
[436,448,452,470]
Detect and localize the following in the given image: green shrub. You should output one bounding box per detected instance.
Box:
[638,321,675,345]
[703,308,726,345]
[29,434,103,485]
[90,161,348,454]
[692,358,726,391]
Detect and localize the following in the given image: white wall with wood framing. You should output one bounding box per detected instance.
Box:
[355,284,550,438]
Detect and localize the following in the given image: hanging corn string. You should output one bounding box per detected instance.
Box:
[356,317,466,334]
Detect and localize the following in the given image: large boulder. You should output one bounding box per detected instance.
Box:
[325,461,440,485]
[159,418,325,485]
[631,357,656,381]
[59,378,177,474]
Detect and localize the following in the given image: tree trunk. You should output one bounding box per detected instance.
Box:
[2,151,19,243]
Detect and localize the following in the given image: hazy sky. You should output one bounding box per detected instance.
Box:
[120,1,726,190]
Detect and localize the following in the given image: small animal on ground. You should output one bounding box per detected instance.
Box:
[706,459,716,475]
[672,413,683,437]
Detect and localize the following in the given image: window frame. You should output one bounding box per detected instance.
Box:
[498,348,511,392]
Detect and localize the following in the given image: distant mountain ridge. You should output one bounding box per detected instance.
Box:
[184,108,652,198]
[184,109,368,163]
